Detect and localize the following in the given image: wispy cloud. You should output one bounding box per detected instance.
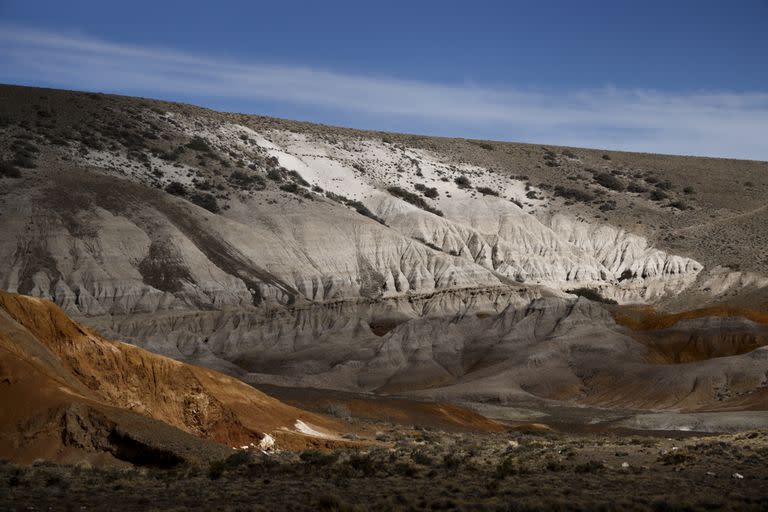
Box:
[1,25,767,160]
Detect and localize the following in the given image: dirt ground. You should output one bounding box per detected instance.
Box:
[2,428,767,511]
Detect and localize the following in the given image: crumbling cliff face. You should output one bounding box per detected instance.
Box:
[1,84,767,415]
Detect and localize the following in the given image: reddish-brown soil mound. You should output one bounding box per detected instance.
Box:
[614,305,768,331]
[255,385,505,433]
[0,290,344,464]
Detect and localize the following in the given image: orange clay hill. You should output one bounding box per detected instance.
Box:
[614,304,768,331]
[0,289,348,466]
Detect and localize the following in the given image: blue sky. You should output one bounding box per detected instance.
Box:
[1,0,767,160]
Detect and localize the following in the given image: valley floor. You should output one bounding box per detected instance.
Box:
[3,429,768,511]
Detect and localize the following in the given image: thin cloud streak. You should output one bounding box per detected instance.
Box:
[0,26,766,160]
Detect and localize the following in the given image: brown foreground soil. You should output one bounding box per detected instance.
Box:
[2,429,767,511]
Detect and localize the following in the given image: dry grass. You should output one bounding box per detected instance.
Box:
[2,430,768,511]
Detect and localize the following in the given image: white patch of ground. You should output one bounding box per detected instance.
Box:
[294,419,333,439]
[251,128,545,212]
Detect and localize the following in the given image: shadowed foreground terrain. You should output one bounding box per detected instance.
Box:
[2,429,768,511]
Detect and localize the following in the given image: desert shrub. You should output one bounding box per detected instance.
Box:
[454,175,472,189]
[411,450,434,466]
[602,154,611,160]
[546,460,567,472]
[650,190,668,201]
[350,200,385,221]
[267,168,283,181]
[496,457,525,478]
[387,186,443,217]
[165,181,186,195]
[414,183,439,198]
[566,287,618,305]
[442,453,468,470]
[594,172,625,192]
[683,186,695,194]
[476,186,499,196]
[279,182,300,194]
[470,140,494,151]
[655,180,674,190]
[190,192,220,213]
[658,451,689,465]
[207,460,226,480]
[300,450,339,467]
[12,154,36,168]
[668,200,690,210]
[161,146,185,161]
[526,190,539,199]
[325,192,385,224]
[186,137,211,152]
[287,169,310,186]
[599,200,617,211]
[316,494,349,512]
[553,186,595,202]
[393,462,418,477]
[0,161,21,178]
[574,460,604,473]
[322,403,352,420]
[47,135,68,146]
[543,149,560,167]
[627,182,649,193]
[228,170,266,190]
[346,452,382,477]
[194,179,213,191]
[510,198,523,208]
[618,269,634,281]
